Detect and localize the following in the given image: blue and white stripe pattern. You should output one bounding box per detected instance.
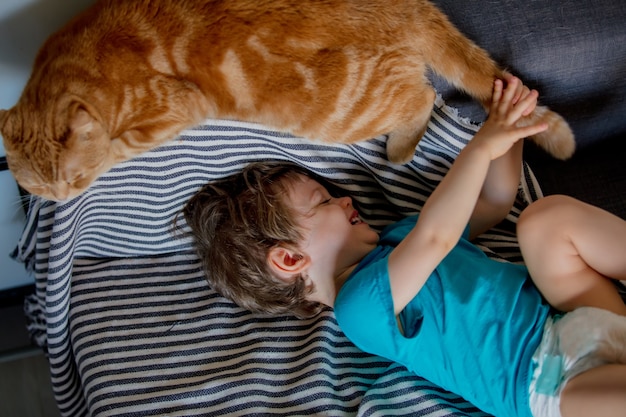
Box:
[15,98,539,417]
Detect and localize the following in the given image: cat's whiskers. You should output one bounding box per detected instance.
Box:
[8,194,32,216]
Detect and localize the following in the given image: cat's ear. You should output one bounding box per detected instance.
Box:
[0,109,8,133]
[0,109,15,147]
[68,103,99,137]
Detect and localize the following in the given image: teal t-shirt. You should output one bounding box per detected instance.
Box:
[334,215,550,417]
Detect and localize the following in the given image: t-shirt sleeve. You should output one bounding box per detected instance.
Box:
[334,254,402,358]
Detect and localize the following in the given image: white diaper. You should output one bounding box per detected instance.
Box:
[528,307,626,417]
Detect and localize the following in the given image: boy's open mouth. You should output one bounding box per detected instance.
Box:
[350,211,362,225]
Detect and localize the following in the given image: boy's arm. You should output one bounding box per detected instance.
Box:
[469,74,528,239]
[387,78,548,314]
[468,139,523,240]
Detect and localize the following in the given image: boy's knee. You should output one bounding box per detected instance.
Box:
[518,194,577,241]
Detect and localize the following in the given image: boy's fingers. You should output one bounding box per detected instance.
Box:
[504,89,539,123]
[517,122,549,139]
[521,89,539,116]
[516,89,540,118]
[491,79,504,113]
[491,77,539,121]
[502,72,518,86]
[492,79,504,100]
[511,81,526,104]
[500,77,520,114]
[515,85,530,104]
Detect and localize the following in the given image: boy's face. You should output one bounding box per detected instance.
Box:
[283,175,379,272]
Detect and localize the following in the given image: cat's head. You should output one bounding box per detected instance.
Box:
[0,97,111,202]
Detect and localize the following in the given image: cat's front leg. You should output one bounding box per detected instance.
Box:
[109,124,187,164]
[386,86,437,164]
[109,130,156,163]
[109,76,211,163]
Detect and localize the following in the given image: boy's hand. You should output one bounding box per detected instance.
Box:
[469,76,549,160]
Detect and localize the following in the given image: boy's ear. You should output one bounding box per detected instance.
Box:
[267,246,310,281]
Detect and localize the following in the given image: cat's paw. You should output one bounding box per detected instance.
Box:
[386,128,427,164]
[524,106,576,160]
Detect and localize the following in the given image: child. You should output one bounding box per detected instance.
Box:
[182,77,626,417]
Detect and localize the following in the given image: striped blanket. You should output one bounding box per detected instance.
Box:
[15,98,541,417]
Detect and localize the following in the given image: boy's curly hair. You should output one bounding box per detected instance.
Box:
[181,161,336,319]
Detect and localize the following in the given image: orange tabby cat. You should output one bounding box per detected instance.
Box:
[0,0,574,201]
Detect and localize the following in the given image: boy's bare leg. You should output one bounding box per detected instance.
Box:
[517,195,626,315]
[560,364,626,417]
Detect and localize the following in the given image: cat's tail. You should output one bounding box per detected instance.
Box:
[516,104,576,160]
[419,3,576,159]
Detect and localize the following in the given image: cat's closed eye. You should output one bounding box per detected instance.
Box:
[68,174,85,185]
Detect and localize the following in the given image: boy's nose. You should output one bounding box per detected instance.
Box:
[337,196,352,207]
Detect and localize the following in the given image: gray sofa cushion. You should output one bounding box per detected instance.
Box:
[429,0,626,219]
[431,0,626,147]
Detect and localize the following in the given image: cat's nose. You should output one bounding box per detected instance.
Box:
[51,182,71,201]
